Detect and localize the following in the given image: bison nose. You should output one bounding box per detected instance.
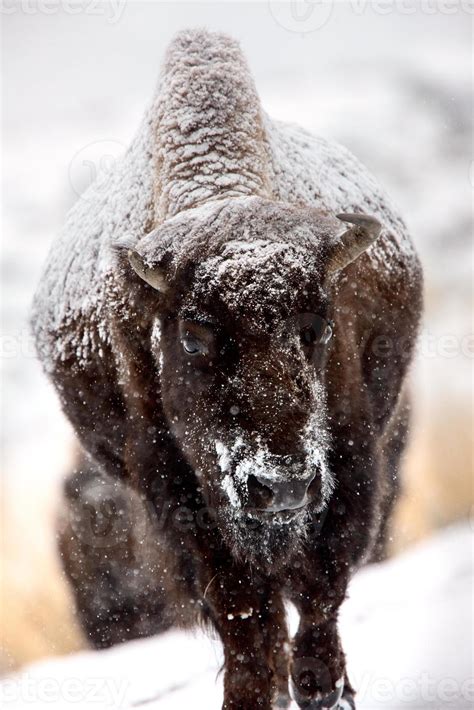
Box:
[247,470,316,512]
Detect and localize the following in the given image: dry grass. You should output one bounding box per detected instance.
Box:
[0,447,85,673]
[392,394,473,552]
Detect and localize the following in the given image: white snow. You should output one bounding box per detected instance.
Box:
[221,474,241,509]
[1,522,471,709]
[227,608,253,621]
[150,319,164,374]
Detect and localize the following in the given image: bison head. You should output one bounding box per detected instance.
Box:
[118,197,381,565]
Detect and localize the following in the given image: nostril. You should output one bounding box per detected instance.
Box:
[306,472,321,499]
[304,470,316,490]
[247,474,273,509]
[262,471,316,512]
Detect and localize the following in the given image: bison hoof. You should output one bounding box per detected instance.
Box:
[290,675,344,709]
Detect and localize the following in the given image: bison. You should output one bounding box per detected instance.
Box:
[32,29,422,710]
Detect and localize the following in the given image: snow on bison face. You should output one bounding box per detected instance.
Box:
[120,197,380,559]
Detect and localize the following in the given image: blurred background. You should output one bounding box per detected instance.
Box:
[1,0,472,677]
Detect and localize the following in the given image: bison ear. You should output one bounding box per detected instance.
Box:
[114,234,170,293]
[327,213,382,274]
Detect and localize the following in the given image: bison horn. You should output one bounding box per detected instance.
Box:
[327,213,382,274]
[128,250,169,292]
[114,236,169,292]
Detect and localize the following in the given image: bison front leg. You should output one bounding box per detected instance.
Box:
[205,573,274,709]
[260,592,291,708]
[221,615,273,709]
[290,612,354,709]
[288,566,355,710]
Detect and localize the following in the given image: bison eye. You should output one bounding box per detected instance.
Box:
[181,335,207,356]
[300,317,333,347]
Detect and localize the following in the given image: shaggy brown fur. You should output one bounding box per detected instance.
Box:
[33,30,422,710]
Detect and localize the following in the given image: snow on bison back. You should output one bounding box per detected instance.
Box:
[31,29,422,710]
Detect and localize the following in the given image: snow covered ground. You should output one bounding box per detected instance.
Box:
[1,522,472,709]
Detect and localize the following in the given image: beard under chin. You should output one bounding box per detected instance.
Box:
[216,505,311,572]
